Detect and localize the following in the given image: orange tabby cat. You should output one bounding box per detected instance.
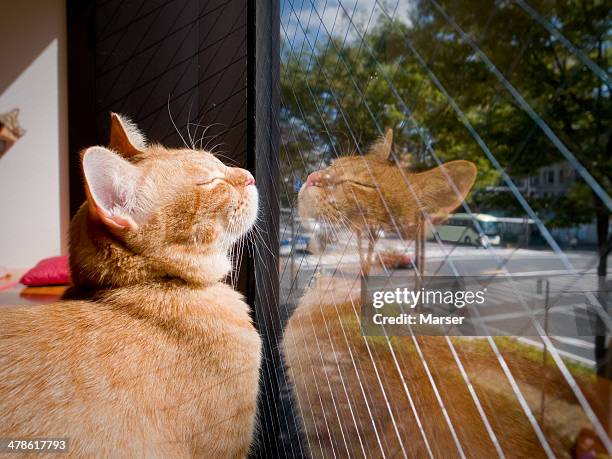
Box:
[298,129,477,235]
[0,114,261,458]
[298,129,476,274]
[284,132,602,458]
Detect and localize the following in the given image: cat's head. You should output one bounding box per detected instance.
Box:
[298,129,477,236]
[69,113,258,289]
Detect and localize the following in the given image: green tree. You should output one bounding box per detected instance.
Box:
[282,0,609,236]
[281,0,610,372]
[406,0,610,267]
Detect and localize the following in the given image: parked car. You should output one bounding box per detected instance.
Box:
[280,235,311,255]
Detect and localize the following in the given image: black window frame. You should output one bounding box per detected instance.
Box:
[66,1,282,456]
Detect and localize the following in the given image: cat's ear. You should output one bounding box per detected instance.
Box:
[82,146,148,231]
[371,128,394,162]
[108,113,147,159]
[416,160,477,223]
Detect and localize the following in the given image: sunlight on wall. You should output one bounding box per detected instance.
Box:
[0,0,68,268]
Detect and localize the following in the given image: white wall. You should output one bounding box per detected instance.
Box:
[0,0,69,268]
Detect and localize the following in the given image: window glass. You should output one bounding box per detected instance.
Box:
[278,1,611,457]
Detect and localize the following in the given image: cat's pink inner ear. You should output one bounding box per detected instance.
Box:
[82,146,142,230]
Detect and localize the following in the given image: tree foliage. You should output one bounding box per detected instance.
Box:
[280,0,610,233]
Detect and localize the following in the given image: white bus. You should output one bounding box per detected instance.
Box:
[432,213,502,247]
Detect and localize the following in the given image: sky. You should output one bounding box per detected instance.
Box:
[280,0,414,55]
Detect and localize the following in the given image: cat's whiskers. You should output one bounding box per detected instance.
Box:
[167,95,189,149]
[332,212,353,234]
[228,219,238,287]
[231,217,243,288]
[199,133,221,149]
[186,112,208,150]
[248,219,271,258]
[237,230,248,287]
[320,209,353,237]
[205,142,229,156]
[224,210,270,290]
[252,224,275,259]
[211,152,240,167]
[194,122,223,150]
[186,99,195,149]
[230,215,251,288]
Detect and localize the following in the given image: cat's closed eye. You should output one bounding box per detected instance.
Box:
[197,178,220,186]
[340,179,376,189]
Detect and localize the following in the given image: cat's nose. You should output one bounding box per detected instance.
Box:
[229,167,255,186]
[305,171,320,187]
[244,171,255,186]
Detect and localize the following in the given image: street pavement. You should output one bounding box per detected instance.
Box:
[279,233,609,367]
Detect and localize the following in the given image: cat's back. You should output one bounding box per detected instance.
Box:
[0,299,163,455]
[0,283,261,458]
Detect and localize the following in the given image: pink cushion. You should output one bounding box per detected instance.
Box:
[20,256,71,286]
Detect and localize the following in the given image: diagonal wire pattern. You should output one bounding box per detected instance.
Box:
[279,0,611,457]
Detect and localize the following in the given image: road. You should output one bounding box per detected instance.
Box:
[279,232,610,367]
